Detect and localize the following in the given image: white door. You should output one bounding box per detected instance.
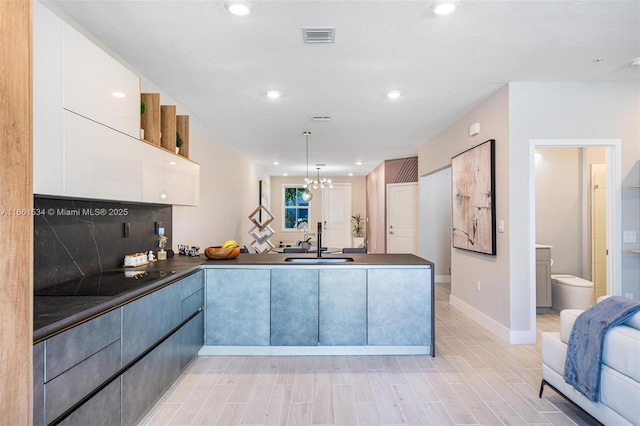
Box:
[591,164,607,301]
[322,183,352,249]
[387,183,418,254]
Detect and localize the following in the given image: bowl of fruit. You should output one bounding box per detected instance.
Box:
[204,240,241,260]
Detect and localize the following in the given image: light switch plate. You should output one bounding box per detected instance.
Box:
[623,231,637,243]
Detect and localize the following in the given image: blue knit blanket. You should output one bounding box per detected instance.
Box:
[564,296,640,402]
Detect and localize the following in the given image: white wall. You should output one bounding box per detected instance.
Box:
[419,168,451,281]
[510,82,640,322]
[419,82,640,344]
[418,85,512,338]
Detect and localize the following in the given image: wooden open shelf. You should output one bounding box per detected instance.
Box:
[140,93,160,146]
[160,105,176,152]
[140,93,191,160]
[176,115,189,158]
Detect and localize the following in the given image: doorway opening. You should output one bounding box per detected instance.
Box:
[529,139,622,331]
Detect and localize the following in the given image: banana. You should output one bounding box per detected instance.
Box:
[221,239,239,249]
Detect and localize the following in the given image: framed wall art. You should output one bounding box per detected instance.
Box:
[451,139,496,255]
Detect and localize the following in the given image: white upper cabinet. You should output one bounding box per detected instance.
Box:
[62,23,140,139]
[33,2,199,206]
[33,1,64,196]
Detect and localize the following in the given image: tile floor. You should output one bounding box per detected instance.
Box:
[140,282,597,425]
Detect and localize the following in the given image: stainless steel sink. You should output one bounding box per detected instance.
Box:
[284,257,354,263]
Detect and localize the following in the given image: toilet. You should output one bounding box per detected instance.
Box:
[551,274,594,311]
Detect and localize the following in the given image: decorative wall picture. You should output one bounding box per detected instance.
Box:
[451,139,496,255]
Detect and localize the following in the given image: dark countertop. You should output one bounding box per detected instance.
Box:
[33,256,204,343]
[34,253,432,343]
[203,252,433,266]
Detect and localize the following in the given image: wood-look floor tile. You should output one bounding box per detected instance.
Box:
[168,374,220,425]
[287,402,313,425]
[422,402,455,425]
[216,402,246,426]
[144,403,180,426]
[392,384,430,425]
[263,384,287,426]
[332,384,358,426]
[367,370,405,425]
[449,383,502,425]
[191,384,234,426]
[354,402,383,426]
[486,401,528,425]
[311,369,334,425]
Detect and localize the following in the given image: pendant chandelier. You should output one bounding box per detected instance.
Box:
[308,167,332,190]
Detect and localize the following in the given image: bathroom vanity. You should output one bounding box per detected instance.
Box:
[535,244,552,314]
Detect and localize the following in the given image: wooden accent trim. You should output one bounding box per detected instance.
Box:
[0,0,33,423]
[176,115,189,158]
[141,93,160,146]
[160,105,176,152]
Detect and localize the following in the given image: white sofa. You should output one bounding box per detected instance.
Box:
[540,307,640,425]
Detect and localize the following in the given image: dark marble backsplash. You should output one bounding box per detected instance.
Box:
[34,197,172,290]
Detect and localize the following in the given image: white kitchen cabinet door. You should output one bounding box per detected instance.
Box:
[164,153,200,206]
[63,23,140,139]
[140,143,167,204]
[64,111,143,202]
[33,2,64,196]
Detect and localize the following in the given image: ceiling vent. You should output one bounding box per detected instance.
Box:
[311,115,332,122]
[302,28,335,44]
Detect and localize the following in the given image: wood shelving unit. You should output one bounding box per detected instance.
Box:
[160,105,176,152]
[176,115,189,158]
[140,93,160,146]
[140,93,192,160]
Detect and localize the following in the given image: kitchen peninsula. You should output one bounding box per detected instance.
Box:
[33,253,433,425]
[201,252,434,356]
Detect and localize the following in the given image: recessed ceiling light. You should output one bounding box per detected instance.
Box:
[355,161,363,166]
[430,1,457,15]
[348,173,354,176]
[112,92,126,98]
[283,173,288,176]
[386,90,401,99]
[225,1,252,16]
[630,57,640,67]
[273,161,279,165]
[266,90,281,99]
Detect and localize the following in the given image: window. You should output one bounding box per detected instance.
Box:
[283,186,309,230]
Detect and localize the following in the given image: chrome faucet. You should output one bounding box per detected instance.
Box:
[317,221,322,257]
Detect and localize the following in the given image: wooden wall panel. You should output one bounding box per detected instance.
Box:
[0,0,33,423]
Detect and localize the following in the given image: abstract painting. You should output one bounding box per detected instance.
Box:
[451,139,496,255]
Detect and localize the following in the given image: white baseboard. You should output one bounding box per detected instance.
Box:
[199,345,432,356]
[449,294,536,344]
[435,275,451,283]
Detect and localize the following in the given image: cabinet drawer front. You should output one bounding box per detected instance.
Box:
[180,270,204,300]
[46,308,121,381]
[319,269,367,346]
[45,340,121,424]
[181,289,203,321]
[122,283,181,365]
[271,269,319,346]
[367,269,431,346]
[206,269,271,346]
[61,379,121,426]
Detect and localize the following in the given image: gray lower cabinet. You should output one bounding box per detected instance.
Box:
[206,269,270,345]
[271,269,319,346]
[367,268,431,346]
[121,331,181,426]
[34,271,205,426]
[318,269,367,345]
[33,342,45,426]
[62,380,121,426]
[46,341,121,424]
[122,283,181,365]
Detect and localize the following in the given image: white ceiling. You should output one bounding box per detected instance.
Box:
[46,0,640,177]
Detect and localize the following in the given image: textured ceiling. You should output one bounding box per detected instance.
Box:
[46,0,640,177]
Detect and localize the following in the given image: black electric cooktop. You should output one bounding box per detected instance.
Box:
[34,269,177,297]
